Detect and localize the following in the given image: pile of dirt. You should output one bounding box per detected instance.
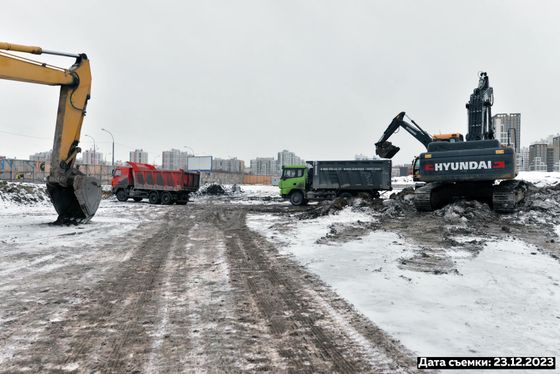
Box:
[298,194,385,220]
[298,198,349,219]
[198,183,227,195]
[376,183,560,224]
[433,200,494,223]
[513,182,560,225]
[378,187,416,217]
[0,181,50,207]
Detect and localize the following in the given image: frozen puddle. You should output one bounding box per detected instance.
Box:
[248,209,560,358]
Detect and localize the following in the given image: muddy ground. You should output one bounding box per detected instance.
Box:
[302,184,560,276]
[2,181,558,373]
[0,202,420,373]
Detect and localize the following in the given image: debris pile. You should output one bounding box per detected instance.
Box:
[380,187,416,217]
[0,181,50,208]
[198,183,227,195]
[298,194,385,220]
[514,183,560,226]
[433,200,494,223]
[298,198,349,219]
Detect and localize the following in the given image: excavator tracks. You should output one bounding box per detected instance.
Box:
[492,180,528,214]
[414,180,527,214]
[413,183,439,212]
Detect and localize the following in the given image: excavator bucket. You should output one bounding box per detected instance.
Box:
[47,174,101,224]
[375,141,400,159]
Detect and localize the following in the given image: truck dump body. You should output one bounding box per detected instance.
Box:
[310,160,392,191]
[418,140,516,183]
[132,169,200,192]
[112,162,200,205]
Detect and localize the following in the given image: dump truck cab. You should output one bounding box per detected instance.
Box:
[279,164,308,199]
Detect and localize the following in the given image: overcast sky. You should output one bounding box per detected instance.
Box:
[1,0,559,165]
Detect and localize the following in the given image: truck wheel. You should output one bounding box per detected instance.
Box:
[133,197,142,202]
[290,190,305,206]
[116,189,128,202]
[175,191,189,205]
[161,191,173,205]
[148,191,160,204]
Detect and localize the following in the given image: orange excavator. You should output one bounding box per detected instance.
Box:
[0,42,101,224]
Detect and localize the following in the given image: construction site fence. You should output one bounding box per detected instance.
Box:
[0,159,114,185]
[0,158,280,186]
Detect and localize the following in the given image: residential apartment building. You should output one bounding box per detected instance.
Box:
[517,147,530,172]
[81,149,103,165]
[553,136,560,171]
[162,149,188,170]
[529,143,550,171]
[29,150,52,162]
[250,157,278,176]
[129,149,149,164]
[212,157,245,173]
[493,113,521,151]
[277,150,303,169]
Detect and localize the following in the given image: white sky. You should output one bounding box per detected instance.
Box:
[1,1,559,165]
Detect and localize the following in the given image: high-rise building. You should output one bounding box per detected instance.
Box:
[129,149,149,164]
[29,150,52,162]
[493,113,521,152]
[277,150,303,168]
[162,148,188,170]
[250,157,278,176]
[529,143,551,171]
[553,136,560,172]
[212,157,245,173]
[518,147,530,172]
[81,149,103,165]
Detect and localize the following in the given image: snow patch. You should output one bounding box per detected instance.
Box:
[248,213,560,358]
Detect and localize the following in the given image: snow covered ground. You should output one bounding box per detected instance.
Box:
[193,184,287,205]
[248,209,560,360]
[517,171,560,187]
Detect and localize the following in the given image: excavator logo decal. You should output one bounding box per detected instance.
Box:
[424,160,506,172]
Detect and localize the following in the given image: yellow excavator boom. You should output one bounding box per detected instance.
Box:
[0,42,101,224]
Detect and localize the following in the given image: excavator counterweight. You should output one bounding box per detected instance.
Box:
[0,42,101,224]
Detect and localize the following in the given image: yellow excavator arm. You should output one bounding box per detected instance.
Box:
[0,42,101,224]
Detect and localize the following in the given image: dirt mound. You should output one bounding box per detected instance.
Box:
[298,194,386,220]
[379,187,416,217]
[0,181,50,207]
[512,182,560,227]
[298,198,349,219]
[199,183,227,195]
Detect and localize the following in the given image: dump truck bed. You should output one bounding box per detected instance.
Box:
[310,160,392,191]
[132,169,200,192]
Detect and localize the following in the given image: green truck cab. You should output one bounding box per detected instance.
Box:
[279,164,309,205]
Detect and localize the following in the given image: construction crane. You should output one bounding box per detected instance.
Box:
[377,72,525,213]
[0,42,101,224]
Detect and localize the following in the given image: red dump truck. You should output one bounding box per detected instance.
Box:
[111,162,200,205]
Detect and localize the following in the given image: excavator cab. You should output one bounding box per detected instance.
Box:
[432,133,464,143]
[0,42,101,223]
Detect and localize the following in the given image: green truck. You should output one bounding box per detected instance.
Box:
[279,160,392,205]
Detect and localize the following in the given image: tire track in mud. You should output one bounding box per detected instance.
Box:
[1,209,188,372]
[2,203,419,373]
[218,207,418,373]
[0,205,168,370]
